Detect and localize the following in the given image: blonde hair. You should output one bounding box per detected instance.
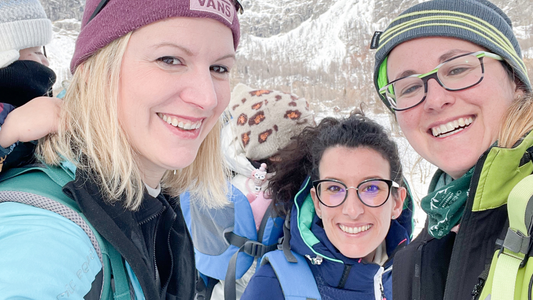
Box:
[498,93,533,148]
[37,33,229,210]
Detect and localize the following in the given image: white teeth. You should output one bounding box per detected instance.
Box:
[431,117,474,137]
[339,224,372,234]
[439,124,448,133]
[157,113,201,131]
[446,122,454,131]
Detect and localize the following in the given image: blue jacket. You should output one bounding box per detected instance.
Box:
[242,177,409,300]
[0,164,195,299]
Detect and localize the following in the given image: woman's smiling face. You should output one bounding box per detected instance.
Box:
[388,37,521,179]
[117,17,235,186]
[311,146,404,261]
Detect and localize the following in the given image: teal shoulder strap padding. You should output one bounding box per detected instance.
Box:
[262,250,321,300]
[0,165,75,204]
[0,165,130,299]
[106,239,131,300]
[492,175,533,299]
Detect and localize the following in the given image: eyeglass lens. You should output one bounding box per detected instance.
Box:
[386,53,484,110]
[316,180,391,207]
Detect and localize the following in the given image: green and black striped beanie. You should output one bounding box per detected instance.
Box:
[372,0,532,111]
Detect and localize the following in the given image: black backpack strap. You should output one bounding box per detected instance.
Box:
[257,202,275,243]
[222,201,284,300]
[195,273,219,300]
[223,231,278,300]
[280,210,297,263]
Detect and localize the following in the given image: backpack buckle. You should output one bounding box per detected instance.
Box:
[498,228,531,267]
[243,241,276,258]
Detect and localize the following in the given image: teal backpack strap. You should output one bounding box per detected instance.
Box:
[0,165,130,299]
[491,175,533,299]
[262,250,321,300]
[0,165,74,203]
[105,239,131,300]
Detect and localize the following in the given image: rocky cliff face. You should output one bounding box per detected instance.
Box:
[41,0,85,22]
[42,0,533,114]
[233,0,533,113]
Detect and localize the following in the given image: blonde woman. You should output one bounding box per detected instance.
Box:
[0,0,242,298]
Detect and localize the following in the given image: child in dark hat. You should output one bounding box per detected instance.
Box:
[0,0,61,171]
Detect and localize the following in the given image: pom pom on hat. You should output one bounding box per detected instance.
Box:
[229,83,315,161]
[0,0,52,68]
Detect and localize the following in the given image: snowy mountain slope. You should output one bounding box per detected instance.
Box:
[43,0,532,109]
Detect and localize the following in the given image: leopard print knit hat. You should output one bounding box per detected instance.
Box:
[229,83,315,161]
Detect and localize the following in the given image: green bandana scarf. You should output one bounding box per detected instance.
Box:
[421,168,474,239]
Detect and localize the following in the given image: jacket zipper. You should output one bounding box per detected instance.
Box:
[374,266,385,300]
[138,206,165,225]
[160,211,177,294]
[153,215,161,292]
[138,205,165,291]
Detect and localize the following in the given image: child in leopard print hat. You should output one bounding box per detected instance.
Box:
[182,83,315,300]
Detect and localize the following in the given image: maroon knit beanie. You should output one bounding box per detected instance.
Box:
[70,0,241,73]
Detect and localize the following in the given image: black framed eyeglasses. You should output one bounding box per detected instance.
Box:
[312,178,399,208]
[88,0,244,23]
[379,51,503,111]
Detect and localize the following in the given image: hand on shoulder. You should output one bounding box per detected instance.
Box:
[0,96,62,148]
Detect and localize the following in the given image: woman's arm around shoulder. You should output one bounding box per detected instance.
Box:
[241,262,285,300]
[0,202,102,299]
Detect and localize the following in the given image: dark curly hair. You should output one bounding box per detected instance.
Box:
[268,110,403,215]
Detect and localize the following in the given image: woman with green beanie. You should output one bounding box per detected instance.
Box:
[372,0,532,299]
